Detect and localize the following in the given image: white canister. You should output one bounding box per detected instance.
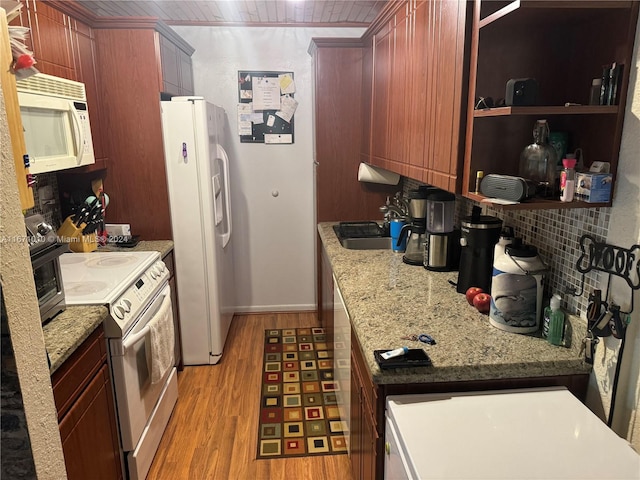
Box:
[489,240,547,334]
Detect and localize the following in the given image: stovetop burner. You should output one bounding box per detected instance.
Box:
[60,251,160,306]
[86,254,139,269]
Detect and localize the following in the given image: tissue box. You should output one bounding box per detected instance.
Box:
[576,173,612,203]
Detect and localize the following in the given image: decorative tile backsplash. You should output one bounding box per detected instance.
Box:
[404,178,608,316]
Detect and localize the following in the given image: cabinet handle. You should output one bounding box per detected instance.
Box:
[385,442,390,455]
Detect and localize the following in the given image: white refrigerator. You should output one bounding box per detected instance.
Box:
[160,97,235,365]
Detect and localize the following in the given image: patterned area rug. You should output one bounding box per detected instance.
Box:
[257,328,348,459]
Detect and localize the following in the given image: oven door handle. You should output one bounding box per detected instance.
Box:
[122,291,170,351]
[122,325,150,351]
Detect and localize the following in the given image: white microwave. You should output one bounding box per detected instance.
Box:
[16,73,95,173]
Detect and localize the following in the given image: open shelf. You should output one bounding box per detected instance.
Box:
[479,0,634,29]
[473,105,619,118]
[464,192,610,210]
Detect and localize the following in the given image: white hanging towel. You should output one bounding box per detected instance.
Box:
[147,292,175,384]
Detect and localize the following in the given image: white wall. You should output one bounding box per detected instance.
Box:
[173,26,364,312]
[586,15,640,451]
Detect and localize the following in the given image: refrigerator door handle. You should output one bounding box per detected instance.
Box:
[216,143,232,248]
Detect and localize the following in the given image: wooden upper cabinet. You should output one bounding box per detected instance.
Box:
[370,21,392,168]
[360,42,373,164]
[158,26,195,96]
[16,0,107,164]
[69,19,105,161]
[365,0,470,193]
[309,38,396,223]
[22,0,75,79]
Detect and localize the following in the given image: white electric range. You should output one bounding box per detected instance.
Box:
[60,251,178,480]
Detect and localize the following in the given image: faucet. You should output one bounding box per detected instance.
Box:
[379,192,408,233]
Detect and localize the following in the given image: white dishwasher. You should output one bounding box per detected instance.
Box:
[385,387,640,480]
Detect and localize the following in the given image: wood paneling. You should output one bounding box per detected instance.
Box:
[311,40,396,223]
[74,0,383,26]
[93,28,171,240]
[146,312,354,480]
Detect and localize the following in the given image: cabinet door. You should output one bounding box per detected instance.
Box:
[370,22,392,167]
[59,364,122,480]
[178,49,194,95]
[406,1,429,179]
[423,0,467,191]
[160,34,180,95]
[349,353,363,480]
[361,407,379,480]
[23,0,75,79]
[69,19,106,161]
[360,42,373,164]
[388,7,410,171]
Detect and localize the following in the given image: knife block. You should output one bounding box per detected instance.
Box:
[57,216,97,252]
[69,233,98,253]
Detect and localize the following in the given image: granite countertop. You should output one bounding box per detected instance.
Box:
[98,240,174,258]
[318,222,592,385]
[43,306,109,374]
[43,240,174,374]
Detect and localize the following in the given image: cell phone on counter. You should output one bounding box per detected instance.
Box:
[374,349,432,369]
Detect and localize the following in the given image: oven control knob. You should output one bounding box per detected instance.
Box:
[113,305,125,320]
[157,261,166,273]
[121,299,132,313]
[150,269,158,280]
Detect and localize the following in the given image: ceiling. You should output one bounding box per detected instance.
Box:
[75,1,389,26]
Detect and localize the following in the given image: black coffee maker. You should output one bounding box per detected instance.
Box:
[456,206,503,294]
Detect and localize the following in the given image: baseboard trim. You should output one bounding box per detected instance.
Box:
[234,304,316,315]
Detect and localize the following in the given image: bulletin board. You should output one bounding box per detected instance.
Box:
[237,70,296,144]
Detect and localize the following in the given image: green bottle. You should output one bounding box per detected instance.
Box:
[547,293,565,346]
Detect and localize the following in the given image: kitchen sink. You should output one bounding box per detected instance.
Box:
[333,222,392,250]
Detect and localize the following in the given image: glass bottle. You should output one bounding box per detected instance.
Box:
[518,120,559,197]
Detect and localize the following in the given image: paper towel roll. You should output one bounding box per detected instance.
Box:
[357,163,400,185]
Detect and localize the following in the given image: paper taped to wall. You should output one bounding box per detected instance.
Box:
[357,163,400,185]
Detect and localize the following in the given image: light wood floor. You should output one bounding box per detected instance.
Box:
[147,312,354,480]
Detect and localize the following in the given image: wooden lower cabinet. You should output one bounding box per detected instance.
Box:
[59,364,122,480]
[350,333,380,480]
[52,325,123,480]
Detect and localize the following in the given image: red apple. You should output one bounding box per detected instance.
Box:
[473,293,492,314]
[465,287,484,305]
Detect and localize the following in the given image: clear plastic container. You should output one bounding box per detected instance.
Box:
[546,293,565,346]
[426,192,456,233]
